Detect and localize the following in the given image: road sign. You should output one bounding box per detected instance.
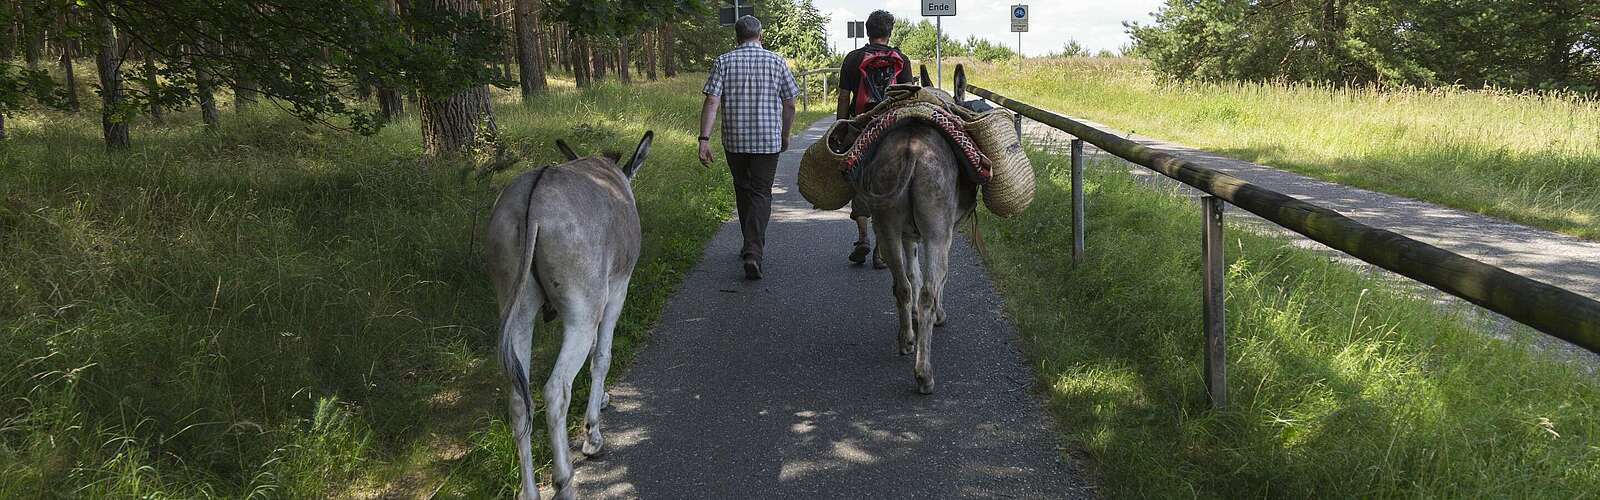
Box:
[718,3,755,26]
[847,21,864,39]
[922,0,955,17]
[1011,4,1028,32]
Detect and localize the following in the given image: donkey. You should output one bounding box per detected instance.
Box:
[854,109,977,395]
[486,131,653,500]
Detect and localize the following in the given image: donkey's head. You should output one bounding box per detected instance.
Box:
[553,131,655,180]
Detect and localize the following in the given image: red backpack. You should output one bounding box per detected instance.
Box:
[853,48,905,115]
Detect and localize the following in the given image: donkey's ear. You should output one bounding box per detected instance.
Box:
[953,64,966,102]
[554,139,579,161]
[622,131,653,178]
[920,65,933,88]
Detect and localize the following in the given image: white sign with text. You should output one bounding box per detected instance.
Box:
[922,0,956,17]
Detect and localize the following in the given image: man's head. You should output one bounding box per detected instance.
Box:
[735,15,762,43]
[866,10,894,40]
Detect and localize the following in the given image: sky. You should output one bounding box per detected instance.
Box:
[805,0,1166,57]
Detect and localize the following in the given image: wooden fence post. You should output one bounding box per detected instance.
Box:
[1202,195,1227,409]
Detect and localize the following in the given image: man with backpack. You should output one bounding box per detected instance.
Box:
[836,10,912,268]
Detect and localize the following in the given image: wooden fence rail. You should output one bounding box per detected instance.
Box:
[962,81,1600,368]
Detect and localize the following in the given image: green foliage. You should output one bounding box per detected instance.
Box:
[0,76,827,496]
[965,35,1016,63]
[888,17,967,61]
[1127,0,1600,91]
[761,0,831,68]
[983,148,1600,497]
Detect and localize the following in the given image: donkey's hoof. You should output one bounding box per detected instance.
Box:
[581,427,605,457]
[581,437,605,457]
[916,375,936,395]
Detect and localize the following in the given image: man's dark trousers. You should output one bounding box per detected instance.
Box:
[726,152,780,262]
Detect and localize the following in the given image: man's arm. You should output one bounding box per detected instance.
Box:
[781,98,796,151]
[697,94,719,166]
[836,89,852,119]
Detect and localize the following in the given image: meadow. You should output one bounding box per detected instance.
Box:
[981,148,1600,497]
[949,57,1600,240]
[0,73,825,497]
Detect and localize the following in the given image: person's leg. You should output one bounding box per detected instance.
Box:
[726,152,758,260]
[743,153,779,262]
[848,194,872,263]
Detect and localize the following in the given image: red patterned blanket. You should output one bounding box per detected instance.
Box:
[842,104,991,184]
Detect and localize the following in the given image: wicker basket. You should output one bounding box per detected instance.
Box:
[967,110,1035,217]
[798,121,856,210]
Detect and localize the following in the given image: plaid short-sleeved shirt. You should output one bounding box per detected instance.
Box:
[703,42,800,154]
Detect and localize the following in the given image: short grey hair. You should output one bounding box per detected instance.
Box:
[735,15,762,42]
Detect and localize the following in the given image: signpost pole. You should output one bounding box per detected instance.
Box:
[935,16,942,89]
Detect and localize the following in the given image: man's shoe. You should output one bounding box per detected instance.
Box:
[743,258,763,280]
[872,247,887,269]
[848,241,870,264]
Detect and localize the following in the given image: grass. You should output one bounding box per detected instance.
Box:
[0,72,826,497]
[979,148,1600,497]
[948,57,1600,240]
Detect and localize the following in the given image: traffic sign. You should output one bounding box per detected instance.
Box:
[922,0,955,17]
[1011,4,1028,32]
[847,20,864,39]
[718,3,755,26]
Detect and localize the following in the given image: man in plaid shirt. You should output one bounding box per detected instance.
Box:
[698,15,800,280]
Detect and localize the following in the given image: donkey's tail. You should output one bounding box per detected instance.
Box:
[499,168,549,440]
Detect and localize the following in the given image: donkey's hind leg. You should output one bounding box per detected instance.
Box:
[543,302,600,500]
[874,221,917,356]
[582,280,629,457]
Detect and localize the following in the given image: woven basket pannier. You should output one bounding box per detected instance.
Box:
[967,110,1035,217]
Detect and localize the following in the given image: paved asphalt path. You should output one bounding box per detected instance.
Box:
[1013,111,1600,367]
[567,118,1091,499]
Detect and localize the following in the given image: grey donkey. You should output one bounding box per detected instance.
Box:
[486,131,653,499]
[854,121,977,394]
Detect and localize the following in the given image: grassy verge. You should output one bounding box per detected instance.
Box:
[949,58,1600,240]
[979,148,1600,497]
[0,74,825,497]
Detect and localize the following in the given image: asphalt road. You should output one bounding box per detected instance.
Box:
[566,118,1092,499]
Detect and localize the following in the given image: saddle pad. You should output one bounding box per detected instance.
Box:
[842,103,991,185]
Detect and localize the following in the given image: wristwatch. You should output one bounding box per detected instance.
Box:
[698,136,710,142]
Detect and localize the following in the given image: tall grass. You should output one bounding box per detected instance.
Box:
[0,75,826,497]
[952,57,1600,239]
[980,149,1600,497]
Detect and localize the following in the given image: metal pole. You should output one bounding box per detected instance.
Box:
[1018,31,1022,71]
[1071,139,1085,263]
[935,16,942,89]
[1201,195,1227,409]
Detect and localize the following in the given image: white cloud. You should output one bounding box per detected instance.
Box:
[808,0,1164,57]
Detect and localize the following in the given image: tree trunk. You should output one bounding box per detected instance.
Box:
[617,37,631,84]
[591,39,606,82]
[96,14,129,149]
[644,29,657,81]
[418,0,497,156]
[571,35,589,88]
[0,0,14,63]
[23,5,41,70]
[233,44,257,111]
[661,23,677,78]
[196,63,220,128]
[376,0,404,120]
[142,44,163,123]
[513,0,546,97]
[556,26,569,72]
[60,39,79,112]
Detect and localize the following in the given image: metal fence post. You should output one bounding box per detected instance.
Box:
[1071,139,1086,263]
[1201,195,1227,409]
